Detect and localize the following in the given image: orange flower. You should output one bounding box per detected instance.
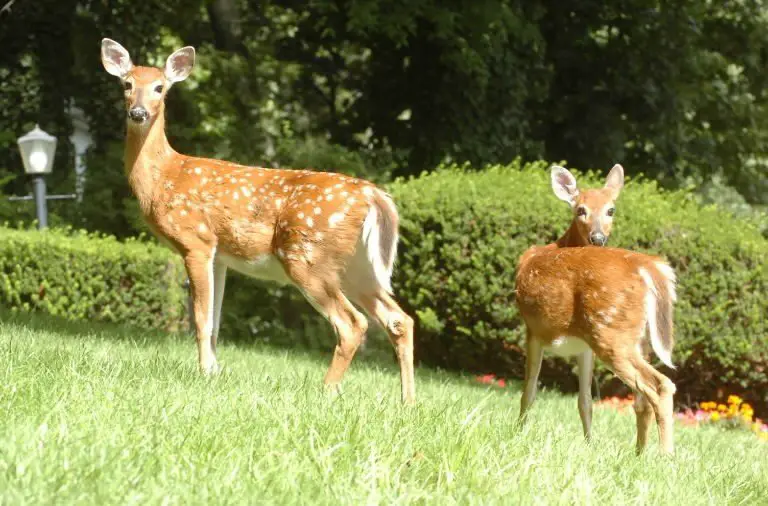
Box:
[717,404,728,412]
[741,403,753,412]
[728,395,742,406]
[711,412,721,422]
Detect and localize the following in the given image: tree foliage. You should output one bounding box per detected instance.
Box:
[0,0,766,236]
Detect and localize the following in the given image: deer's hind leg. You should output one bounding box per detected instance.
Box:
[284,258,369,391]
[632,340,655,453]
[353,289,415,404]
[598,336,676,455]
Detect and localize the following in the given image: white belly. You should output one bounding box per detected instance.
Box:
[217,253,292,284]
[545,337,591,357]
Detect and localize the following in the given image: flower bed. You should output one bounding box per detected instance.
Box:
[474,375,768,442]
[676,395,768,442]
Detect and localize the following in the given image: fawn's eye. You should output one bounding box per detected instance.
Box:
[123,81,132,91]
[606,207,615,217]
[576,207,587,217]
[154,84,164,94]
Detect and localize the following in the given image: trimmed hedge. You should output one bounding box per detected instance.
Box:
[389,160,768,411]
[0,228,187,331]
[3,160,766,415]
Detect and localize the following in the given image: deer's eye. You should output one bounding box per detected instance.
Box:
[154,84,164,94]
[123,81,132,91]
[606,207,615,217]
[576,207,587,217]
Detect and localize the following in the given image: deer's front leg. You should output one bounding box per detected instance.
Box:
[519,332,543,425]
[576,349,594,440]
[184,249,218,374]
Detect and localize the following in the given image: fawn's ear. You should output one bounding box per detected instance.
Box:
[551,166,579,206]
[101,38,134,78]
[604,164,625,196]
[164,46,195,83]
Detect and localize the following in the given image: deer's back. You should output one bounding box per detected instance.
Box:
[152,156,378,262]
[515,246,661,340]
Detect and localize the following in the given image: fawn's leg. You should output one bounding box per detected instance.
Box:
[632,340,654,453]
[577,350,595,440]
[608,349,675,455]
[356,290,416,404]
[635,358,676,455]
[633,393,654,453]
[184,249,218,374]
[291,269,368,390]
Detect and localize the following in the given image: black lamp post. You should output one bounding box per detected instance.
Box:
[12,124,76,228]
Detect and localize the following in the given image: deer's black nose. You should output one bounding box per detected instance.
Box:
[589,232,607,246]
[128,107,149,123]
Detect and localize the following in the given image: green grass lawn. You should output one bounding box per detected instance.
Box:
[1,313,766,505]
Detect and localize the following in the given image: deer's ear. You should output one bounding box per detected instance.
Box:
[551,166,579,206]
[164,46,195,83]
[101,38,134,78]
[605,164,625,196]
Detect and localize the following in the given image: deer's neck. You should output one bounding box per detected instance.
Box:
[124,112,176,215]
[554,222,587,248]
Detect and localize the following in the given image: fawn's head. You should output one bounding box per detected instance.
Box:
[101,38,195,128]
[551,164,624,246]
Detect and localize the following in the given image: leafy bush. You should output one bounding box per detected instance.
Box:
[388,160,768,411]
[0,227,186,330]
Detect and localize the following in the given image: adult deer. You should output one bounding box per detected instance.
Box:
[515,165,677,454]
[100,39,415,404]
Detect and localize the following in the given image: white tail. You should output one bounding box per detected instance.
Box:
[638,265,676,369]
[101,38,415,404]
[362,189,399,293]
[515,165,678,455]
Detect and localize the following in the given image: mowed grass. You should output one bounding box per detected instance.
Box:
[1,313,766,505]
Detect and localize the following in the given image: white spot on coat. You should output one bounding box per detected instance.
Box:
[329,212,344,227]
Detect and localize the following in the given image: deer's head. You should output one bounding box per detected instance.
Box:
[551,164,624,246]
[101,38,195,128]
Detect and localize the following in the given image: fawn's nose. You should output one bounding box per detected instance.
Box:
[589,232,607,246]
[128,107,149,123]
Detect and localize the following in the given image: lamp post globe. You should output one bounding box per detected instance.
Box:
[17,124,57,228]
[18,124,56,175]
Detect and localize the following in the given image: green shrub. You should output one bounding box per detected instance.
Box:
[0,227,186,330]
[388,160,768,410]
